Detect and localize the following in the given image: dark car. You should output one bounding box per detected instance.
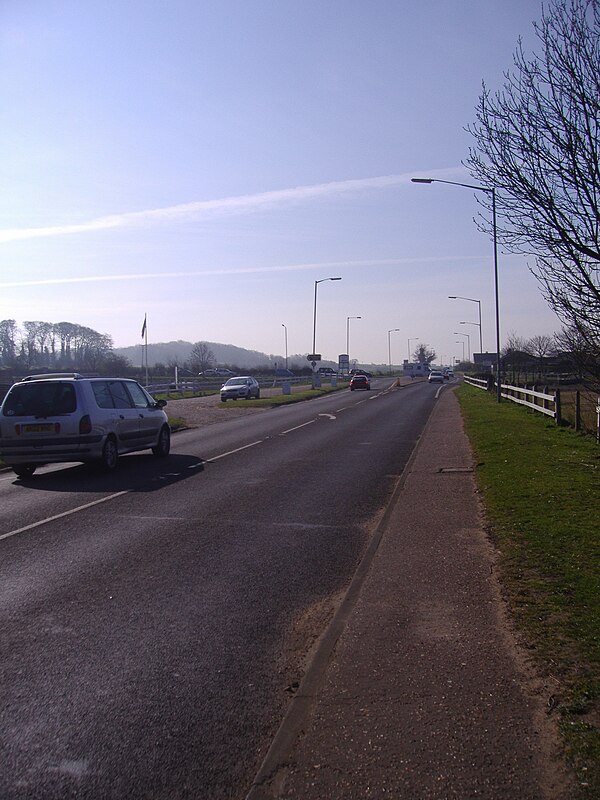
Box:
[350,374,370,391]
[349,368,372,378]
[199,368,236,377]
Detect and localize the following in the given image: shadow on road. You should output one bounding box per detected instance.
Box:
[9,453,205,493]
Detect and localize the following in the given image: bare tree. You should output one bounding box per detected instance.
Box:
[502,331,530,383]
[413,343,436,365]
[0,319,18,366]
[466,0,600,354]
[189,341,215,373]
[526,334,555,380]
[555,324,600,384]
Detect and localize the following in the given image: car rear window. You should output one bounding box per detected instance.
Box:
[2,382,77,417]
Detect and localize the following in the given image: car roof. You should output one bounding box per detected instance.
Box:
[19,374,136,383]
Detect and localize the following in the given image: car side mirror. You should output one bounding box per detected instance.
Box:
[155,399,167,408]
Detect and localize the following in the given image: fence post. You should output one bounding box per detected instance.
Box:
[486,376,494,392]
[554,388,562,425]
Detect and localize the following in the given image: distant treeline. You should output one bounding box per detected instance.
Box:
[0,319,129,373]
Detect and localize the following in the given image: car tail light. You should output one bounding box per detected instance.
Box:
[79,415,92,434]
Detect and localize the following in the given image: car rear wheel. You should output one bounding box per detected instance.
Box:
[152,425,170,457]
[100,436,118,472]
[13,464,36,478]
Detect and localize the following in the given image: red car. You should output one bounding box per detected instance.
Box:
[350,374,370,391]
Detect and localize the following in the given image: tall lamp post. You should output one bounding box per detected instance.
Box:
[346,316,361,370]
[413,177,501,401]
[456,340,465,363]
[281,323,288,370]
[453,331,471,362]
[388,328,400,375]
[407,337,419,361]
[459,320,482,354]
[449,295,483,353]
[312,277,342,357]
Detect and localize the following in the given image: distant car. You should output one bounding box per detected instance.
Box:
[349,369,372,378]
[200,368,236,377]
[318,367,336,375]
[220,376,261,401]
[0,373,170,476]
[350,374,370,391]
[274,368,294,377]
[428,370,445,383]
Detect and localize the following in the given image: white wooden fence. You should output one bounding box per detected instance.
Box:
[463,375,560,421]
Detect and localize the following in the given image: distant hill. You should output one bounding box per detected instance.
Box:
[114,339,389,373]
[114,340,322,370]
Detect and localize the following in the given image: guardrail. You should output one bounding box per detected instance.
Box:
[145,376,318,395]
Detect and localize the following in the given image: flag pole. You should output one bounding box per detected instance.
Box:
[141,314,148,386]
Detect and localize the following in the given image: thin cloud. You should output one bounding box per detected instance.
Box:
[0,170,461,244]
[0,255,482,288]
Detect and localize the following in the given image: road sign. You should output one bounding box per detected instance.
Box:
[307,354,321,361]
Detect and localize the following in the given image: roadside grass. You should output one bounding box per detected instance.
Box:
[234,385,342,408]
[457,384,599,795]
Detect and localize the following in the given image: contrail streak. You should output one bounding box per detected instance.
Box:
[0,169,461,244]
[0,256,481,288]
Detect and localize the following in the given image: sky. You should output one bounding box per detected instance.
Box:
[1,0,563,367]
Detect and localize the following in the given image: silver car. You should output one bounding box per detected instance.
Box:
[428,370,445,383]
[220,376,261,401]
[0,373,170,476]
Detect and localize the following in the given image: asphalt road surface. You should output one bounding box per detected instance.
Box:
[0,379,440,799]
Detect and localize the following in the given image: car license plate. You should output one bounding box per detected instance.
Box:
[22,423,54,434]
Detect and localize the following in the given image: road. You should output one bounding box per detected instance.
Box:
[0,378,441,799]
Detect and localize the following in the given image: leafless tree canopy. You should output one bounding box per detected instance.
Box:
[466,0,600,351]
[0,318,116,371]
[413,343,437,365]
[190,341,216,373]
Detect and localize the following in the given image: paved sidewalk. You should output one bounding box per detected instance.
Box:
[248,387,569,799]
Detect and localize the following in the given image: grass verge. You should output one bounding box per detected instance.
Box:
[457,384,599,796]
[241,385,342,407]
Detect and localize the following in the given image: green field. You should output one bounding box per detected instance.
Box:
[457,384,599,796]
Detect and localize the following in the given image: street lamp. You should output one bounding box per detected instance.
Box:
[413,177,501,400]
[346,316,361,370]
[449,295,483,353]
[453,331,470,362]
[312,277,342,357]
[407,337,419,361]
[388,328,400,375]
[456,340,465,362]
[281,323,288,370]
